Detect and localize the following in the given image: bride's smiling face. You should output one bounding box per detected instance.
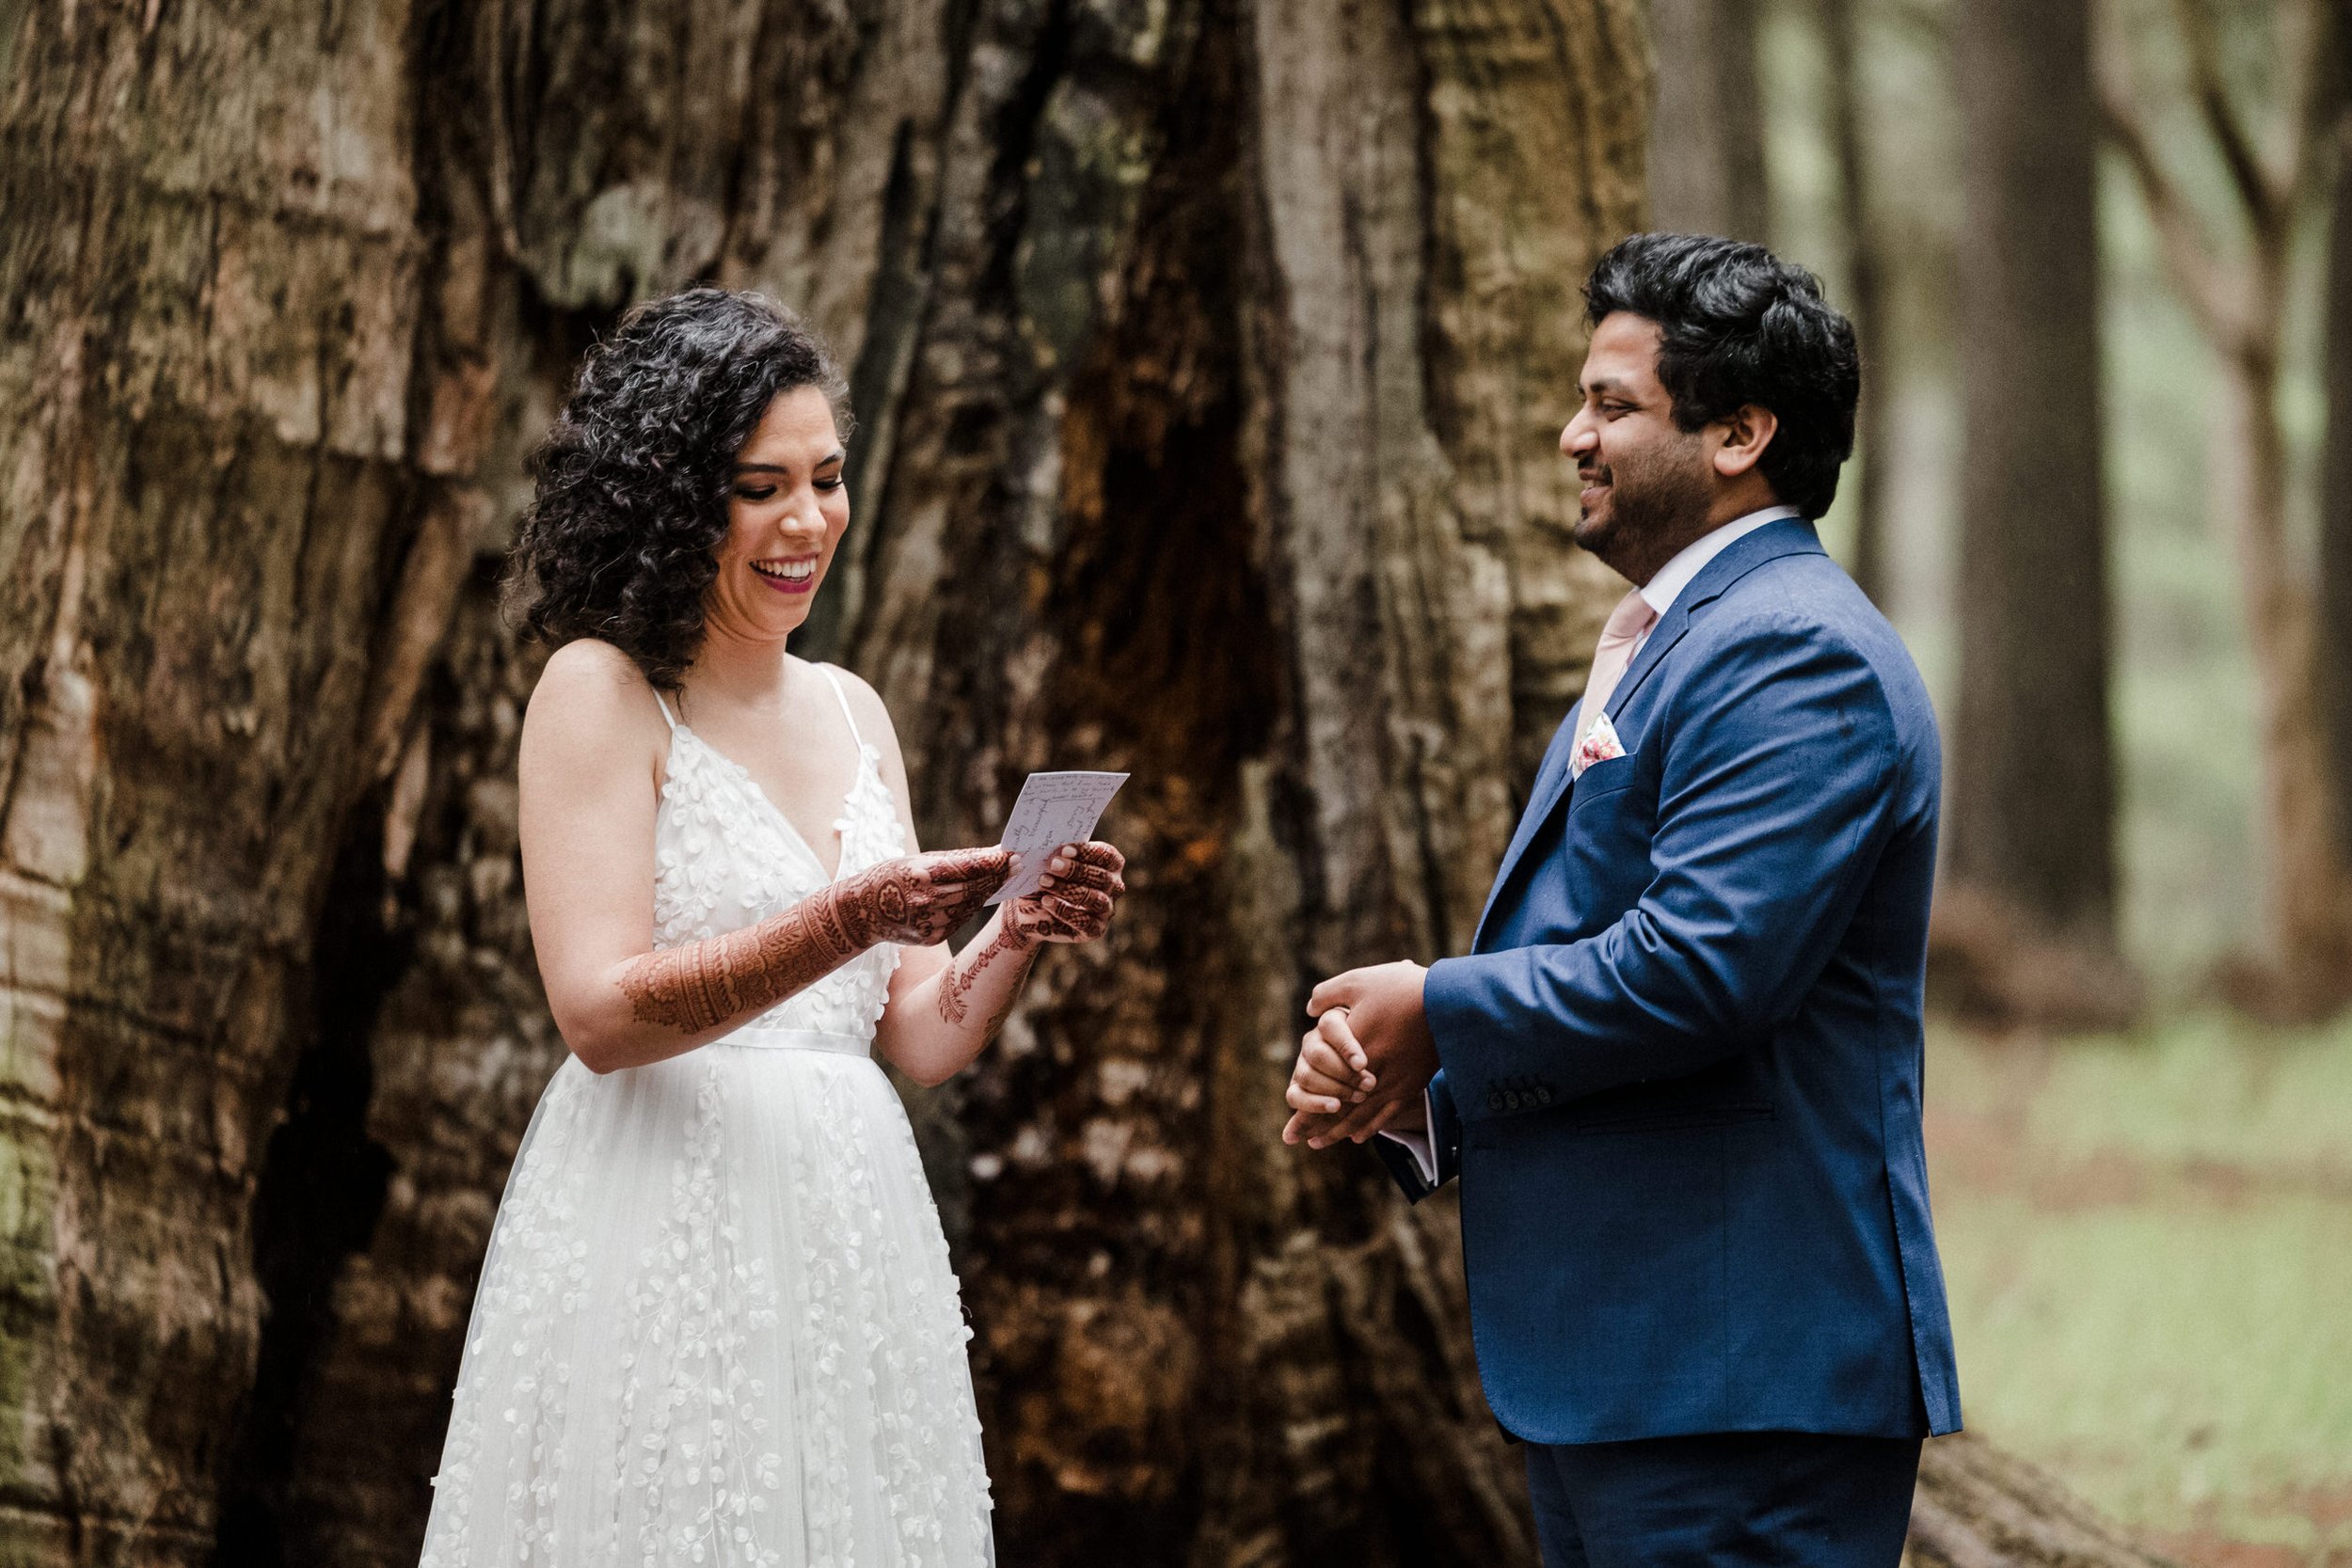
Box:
[705,385,850,642]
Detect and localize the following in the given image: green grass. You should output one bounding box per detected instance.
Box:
[1928,1017,2352,1560]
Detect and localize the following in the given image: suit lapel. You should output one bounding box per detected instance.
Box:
[1470,519,1829,952]
[1473,698,1581,945]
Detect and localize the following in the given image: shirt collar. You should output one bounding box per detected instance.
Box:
[1638,505,1804,621]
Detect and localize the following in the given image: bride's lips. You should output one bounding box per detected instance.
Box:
[751,559,818,595]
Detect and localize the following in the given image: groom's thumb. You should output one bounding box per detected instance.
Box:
[1305,974,1348,1017]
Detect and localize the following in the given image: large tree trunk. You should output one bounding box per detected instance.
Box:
[0,3,435,1560]
[1939,0,2136,1029]
[0,3,2205,1567]
[1645,0,1771,239]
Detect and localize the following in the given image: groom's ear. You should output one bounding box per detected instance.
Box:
[1710,404,1779,480]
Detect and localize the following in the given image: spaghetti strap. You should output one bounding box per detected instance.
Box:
[650,689,677,730]
[820,667,866,750]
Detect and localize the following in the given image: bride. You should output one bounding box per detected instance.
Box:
[418,288,1125,1567]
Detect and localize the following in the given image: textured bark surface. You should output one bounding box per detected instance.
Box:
[1643,0,1770,241]
[1940,0,2133,1028]
[1904,1434,2185,1568]
[0,3,426,1560]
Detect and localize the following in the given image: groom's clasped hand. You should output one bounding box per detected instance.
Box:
[1281,959,1437,1148]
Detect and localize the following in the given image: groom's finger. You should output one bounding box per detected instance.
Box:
[1295,1037,1362,1102]
[1302,1034,1359,1091]
[1327,1085,1409,1143]
[1286,1078,1343,1116]
[1348,1099,1408,1143]
[1282,1108,1338,1146]
[1306,972,1360,1018]
[1313,1010,1375,1083]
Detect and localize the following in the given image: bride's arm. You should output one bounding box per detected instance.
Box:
[519,642,1009,1074]
[844,673,1126,1086]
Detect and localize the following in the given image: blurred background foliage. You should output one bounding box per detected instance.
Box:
[1764,0,2320,986]
[1739,0,2352,1558]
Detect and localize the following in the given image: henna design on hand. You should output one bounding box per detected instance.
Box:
[623,847,1012,1035]
[1007,841,1126,945]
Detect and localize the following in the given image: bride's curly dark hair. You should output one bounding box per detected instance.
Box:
[505,289,851,689]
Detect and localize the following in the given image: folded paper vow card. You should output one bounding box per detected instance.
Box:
[987,771,1130,905]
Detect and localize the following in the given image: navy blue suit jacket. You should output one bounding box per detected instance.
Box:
[1379,518,1961,1447]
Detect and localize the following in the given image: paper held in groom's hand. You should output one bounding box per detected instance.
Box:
[986,770,1129,905]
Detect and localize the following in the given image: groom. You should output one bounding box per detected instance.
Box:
[1284,233,1960,1566]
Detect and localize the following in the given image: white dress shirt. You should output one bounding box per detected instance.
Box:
[1378,504,1805,1183]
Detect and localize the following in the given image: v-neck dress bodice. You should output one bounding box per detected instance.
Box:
[419,666,995,1568]
[651,705,906,1040]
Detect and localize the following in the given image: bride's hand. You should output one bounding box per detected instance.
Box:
[1005,841,1126,945]
[838,847,1014,947]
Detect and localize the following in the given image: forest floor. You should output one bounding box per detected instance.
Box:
[1926,1014,2352,1566]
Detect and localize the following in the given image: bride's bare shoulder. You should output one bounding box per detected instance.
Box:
[522,640,668,774]
[818,662,900,752]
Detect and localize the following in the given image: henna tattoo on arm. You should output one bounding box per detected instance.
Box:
[622,893,862,1032]
[936,923,1039,1028]
[622,847,1012,1036]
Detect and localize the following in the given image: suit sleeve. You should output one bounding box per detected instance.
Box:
[1372,1071,1463,1202]
[1422,616,1900,1122]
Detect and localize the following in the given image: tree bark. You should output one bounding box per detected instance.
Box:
[0,3,434,1560]
[1905,1434,2185,1568]
[1645,0,1772,240]
[1940,0,2135,1028]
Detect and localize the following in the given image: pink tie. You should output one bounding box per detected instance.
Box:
[1578,588,1658,745]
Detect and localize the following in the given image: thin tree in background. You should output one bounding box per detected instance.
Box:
[1820,0,1895,607]
[1943,0,2135,1025]
[2101,0,2352,1015]
[1647,0,1772,239]
[2315,7,2352,869]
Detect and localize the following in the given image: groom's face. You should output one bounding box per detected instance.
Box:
[1562,313,1713,581]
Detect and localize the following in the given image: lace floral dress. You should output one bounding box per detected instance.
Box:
[419,670,994,1568]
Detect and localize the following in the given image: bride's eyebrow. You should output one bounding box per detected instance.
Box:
[732,450,846,476]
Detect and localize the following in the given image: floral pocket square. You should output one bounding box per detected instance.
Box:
[1570,713,1628,779]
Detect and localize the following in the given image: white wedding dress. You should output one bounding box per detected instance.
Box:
[420,671,994,1568]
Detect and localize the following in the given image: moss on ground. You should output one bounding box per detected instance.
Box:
[1928,1017,2352,1563]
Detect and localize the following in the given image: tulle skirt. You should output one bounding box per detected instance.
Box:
[419,1027,995,1568]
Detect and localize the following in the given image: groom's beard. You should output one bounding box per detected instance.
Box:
[1574,438,1714,579]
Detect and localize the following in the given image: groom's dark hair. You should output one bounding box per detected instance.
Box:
[1583,233,1860,519]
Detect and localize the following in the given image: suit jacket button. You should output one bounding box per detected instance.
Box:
[1503,1090,1523,1111]
[1534,1086,1553,1106]
[1488,1091,1506,1112]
